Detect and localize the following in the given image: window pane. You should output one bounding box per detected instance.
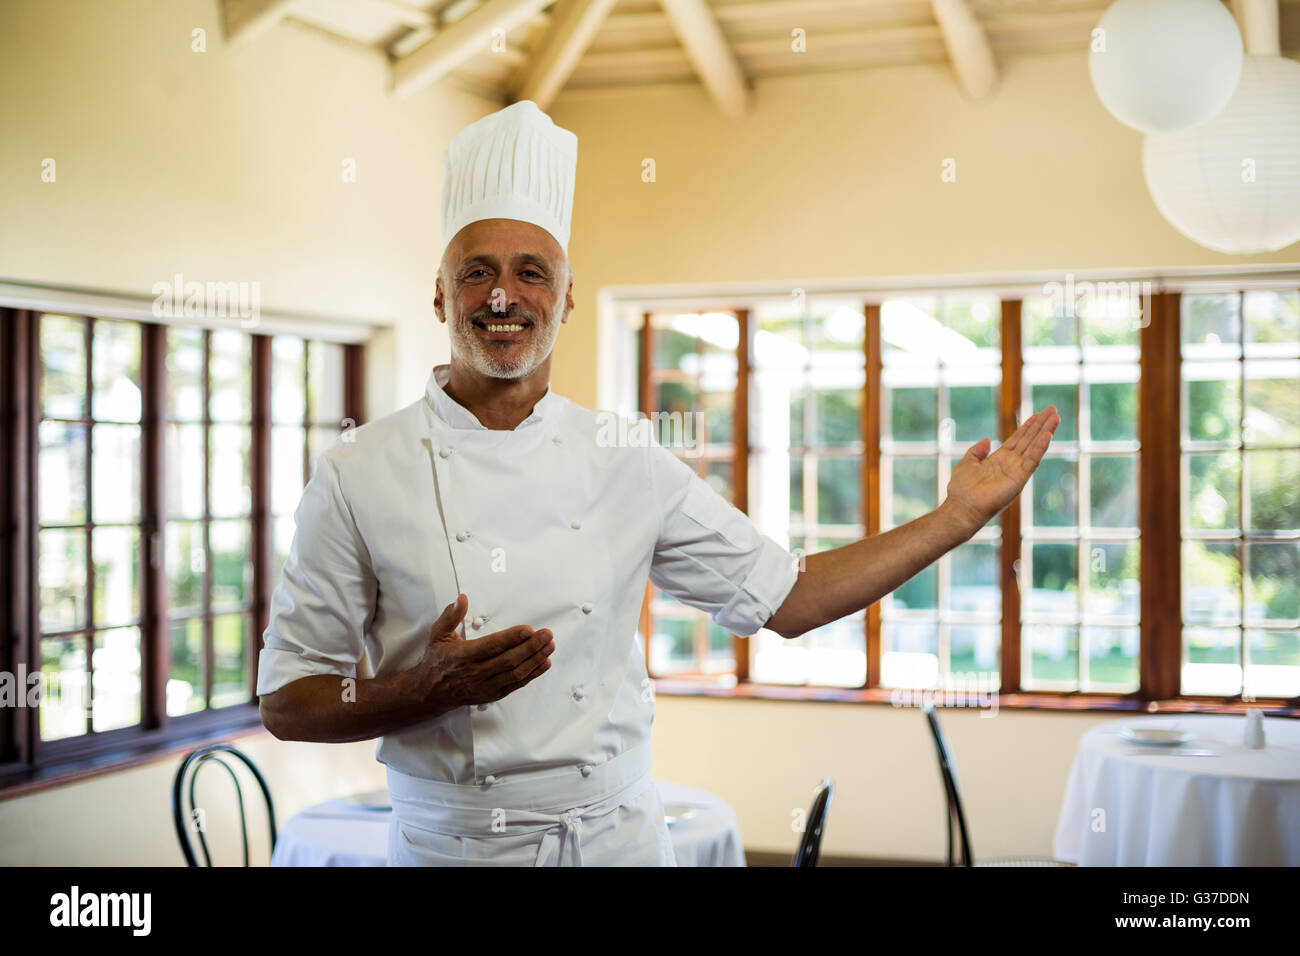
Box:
[944,294,1000,351]
[1030,457,1076,528]
[949,624,1000,682]
[881,620,939,688]
[1245,541,1299,623]
[704,458,732,503]
[40,636,88,740]
[1089,380,1137,441]
[40,315,85,419]
[1085,540,1139,620]
[1186,452,1240,530]
[90,626,141,732]
[1243,291,1300,349]
[1183,540,1240,625]
[1244,362,1299,445]
[92,527,140,627]
[166,520,205,613]
[1029,384,1077,441]
[1182,627,1241,695]
[1026,542,1077,619]
[888,387,935,441]
[1244,629,1300,698]
[814,387,860,446]
[39,528,86,632]
[210,519,252,608]
[950,541,1000,616]
[815,457,859,525]
[309,341,347,425]
[38,420,86,525]
[91,320,142,422]
[210,424,252,516]
[1183,365,1241,442]
[166,327,204,422]
[948,383,997,443]
[1246,449,1300,531]
[273,515,295,585]
[91,423,140,524]
[1025,624,1079,688]
[1023,297,1078,351]
[272,336,306,424]
[648,610,696,674]
[209,329,251,422]
[1090,455,1137,529]
[891,458,936,525]
[272,425,306,515]
[166,422,205,519]
[1084,625,1139,691]
[211,614,250,708]
[1182,293,1241,349]
[167,618,204,716]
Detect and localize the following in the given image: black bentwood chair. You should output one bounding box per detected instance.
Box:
[921,703,1073,867]
[172,743,278,866]
[791,777,835,867]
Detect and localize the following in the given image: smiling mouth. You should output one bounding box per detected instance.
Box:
[472,318,533,334]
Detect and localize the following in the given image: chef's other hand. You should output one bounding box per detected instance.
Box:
[407,593,555,714]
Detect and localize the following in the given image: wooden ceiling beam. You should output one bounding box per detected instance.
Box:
[929,0,998,99]
[391,0,554,100]
[223,0,296,46]
[512,0,618,109]
[657,0,752,119]
[1231,0,1281,54]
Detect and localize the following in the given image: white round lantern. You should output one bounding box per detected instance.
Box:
[1143,55,1300,255]
[1090,0,1243,133]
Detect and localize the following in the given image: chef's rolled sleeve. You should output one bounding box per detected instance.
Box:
[647,443,799,637]
[256,452,377,697]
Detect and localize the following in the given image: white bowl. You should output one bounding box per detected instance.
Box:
[1120,726,1194,747]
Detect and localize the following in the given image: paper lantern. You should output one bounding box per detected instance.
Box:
[1143,55,1300,255]
[1090,0,1243,133]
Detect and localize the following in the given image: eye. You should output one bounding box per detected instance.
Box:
[465,269,488,279]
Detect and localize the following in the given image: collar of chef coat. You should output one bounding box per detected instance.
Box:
[424,363,559,431]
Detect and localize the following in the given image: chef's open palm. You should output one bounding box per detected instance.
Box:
[408,594,555,712]
[945,406,1061,529]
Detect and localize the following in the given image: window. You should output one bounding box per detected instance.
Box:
[1019,292,1141,693]
[1,308,364,789]
[634,280,1300,713]
[641,311,741,677]
[37,316,145,739]
[1180,291,1300,699]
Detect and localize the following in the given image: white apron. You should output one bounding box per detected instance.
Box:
[386,742,677,866]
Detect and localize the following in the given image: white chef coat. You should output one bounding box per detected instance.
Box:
[257,364,799,865]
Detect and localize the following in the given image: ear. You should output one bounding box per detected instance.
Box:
[560,273,574,324]
[433,274,446,324]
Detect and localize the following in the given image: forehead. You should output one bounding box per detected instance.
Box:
[446,218,562,266]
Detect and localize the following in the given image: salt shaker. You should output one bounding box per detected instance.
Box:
[1244,709,1265,748]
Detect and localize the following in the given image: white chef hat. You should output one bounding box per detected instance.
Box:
[440,100,578,253]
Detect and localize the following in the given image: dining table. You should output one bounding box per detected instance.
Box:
[1052,713,1300,866]
[271,779,746,866]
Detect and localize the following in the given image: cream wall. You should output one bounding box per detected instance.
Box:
[2,0,1296,864]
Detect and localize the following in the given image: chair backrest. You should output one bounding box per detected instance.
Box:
[172,743,277,867]
[791,777,834,867]
[922,703,973,867]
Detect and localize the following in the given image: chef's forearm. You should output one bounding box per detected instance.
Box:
[259,668,446,743]
[764,499,980,639]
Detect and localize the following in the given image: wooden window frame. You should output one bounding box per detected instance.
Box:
[0,309,366,796]
[640,292,1300,717]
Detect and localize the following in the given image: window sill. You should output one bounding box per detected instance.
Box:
[0,704,269,801]
[650,679,1300,717]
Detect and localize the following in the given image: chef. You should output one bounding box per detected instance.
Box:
[256,100,1060,866]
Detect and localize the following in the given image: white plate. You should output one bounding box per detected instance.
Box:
[1120,726,1194,747]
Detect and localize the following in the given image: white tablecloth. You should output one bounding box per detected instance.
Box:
[271,780,745,867]
[1053,714,1300,866]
